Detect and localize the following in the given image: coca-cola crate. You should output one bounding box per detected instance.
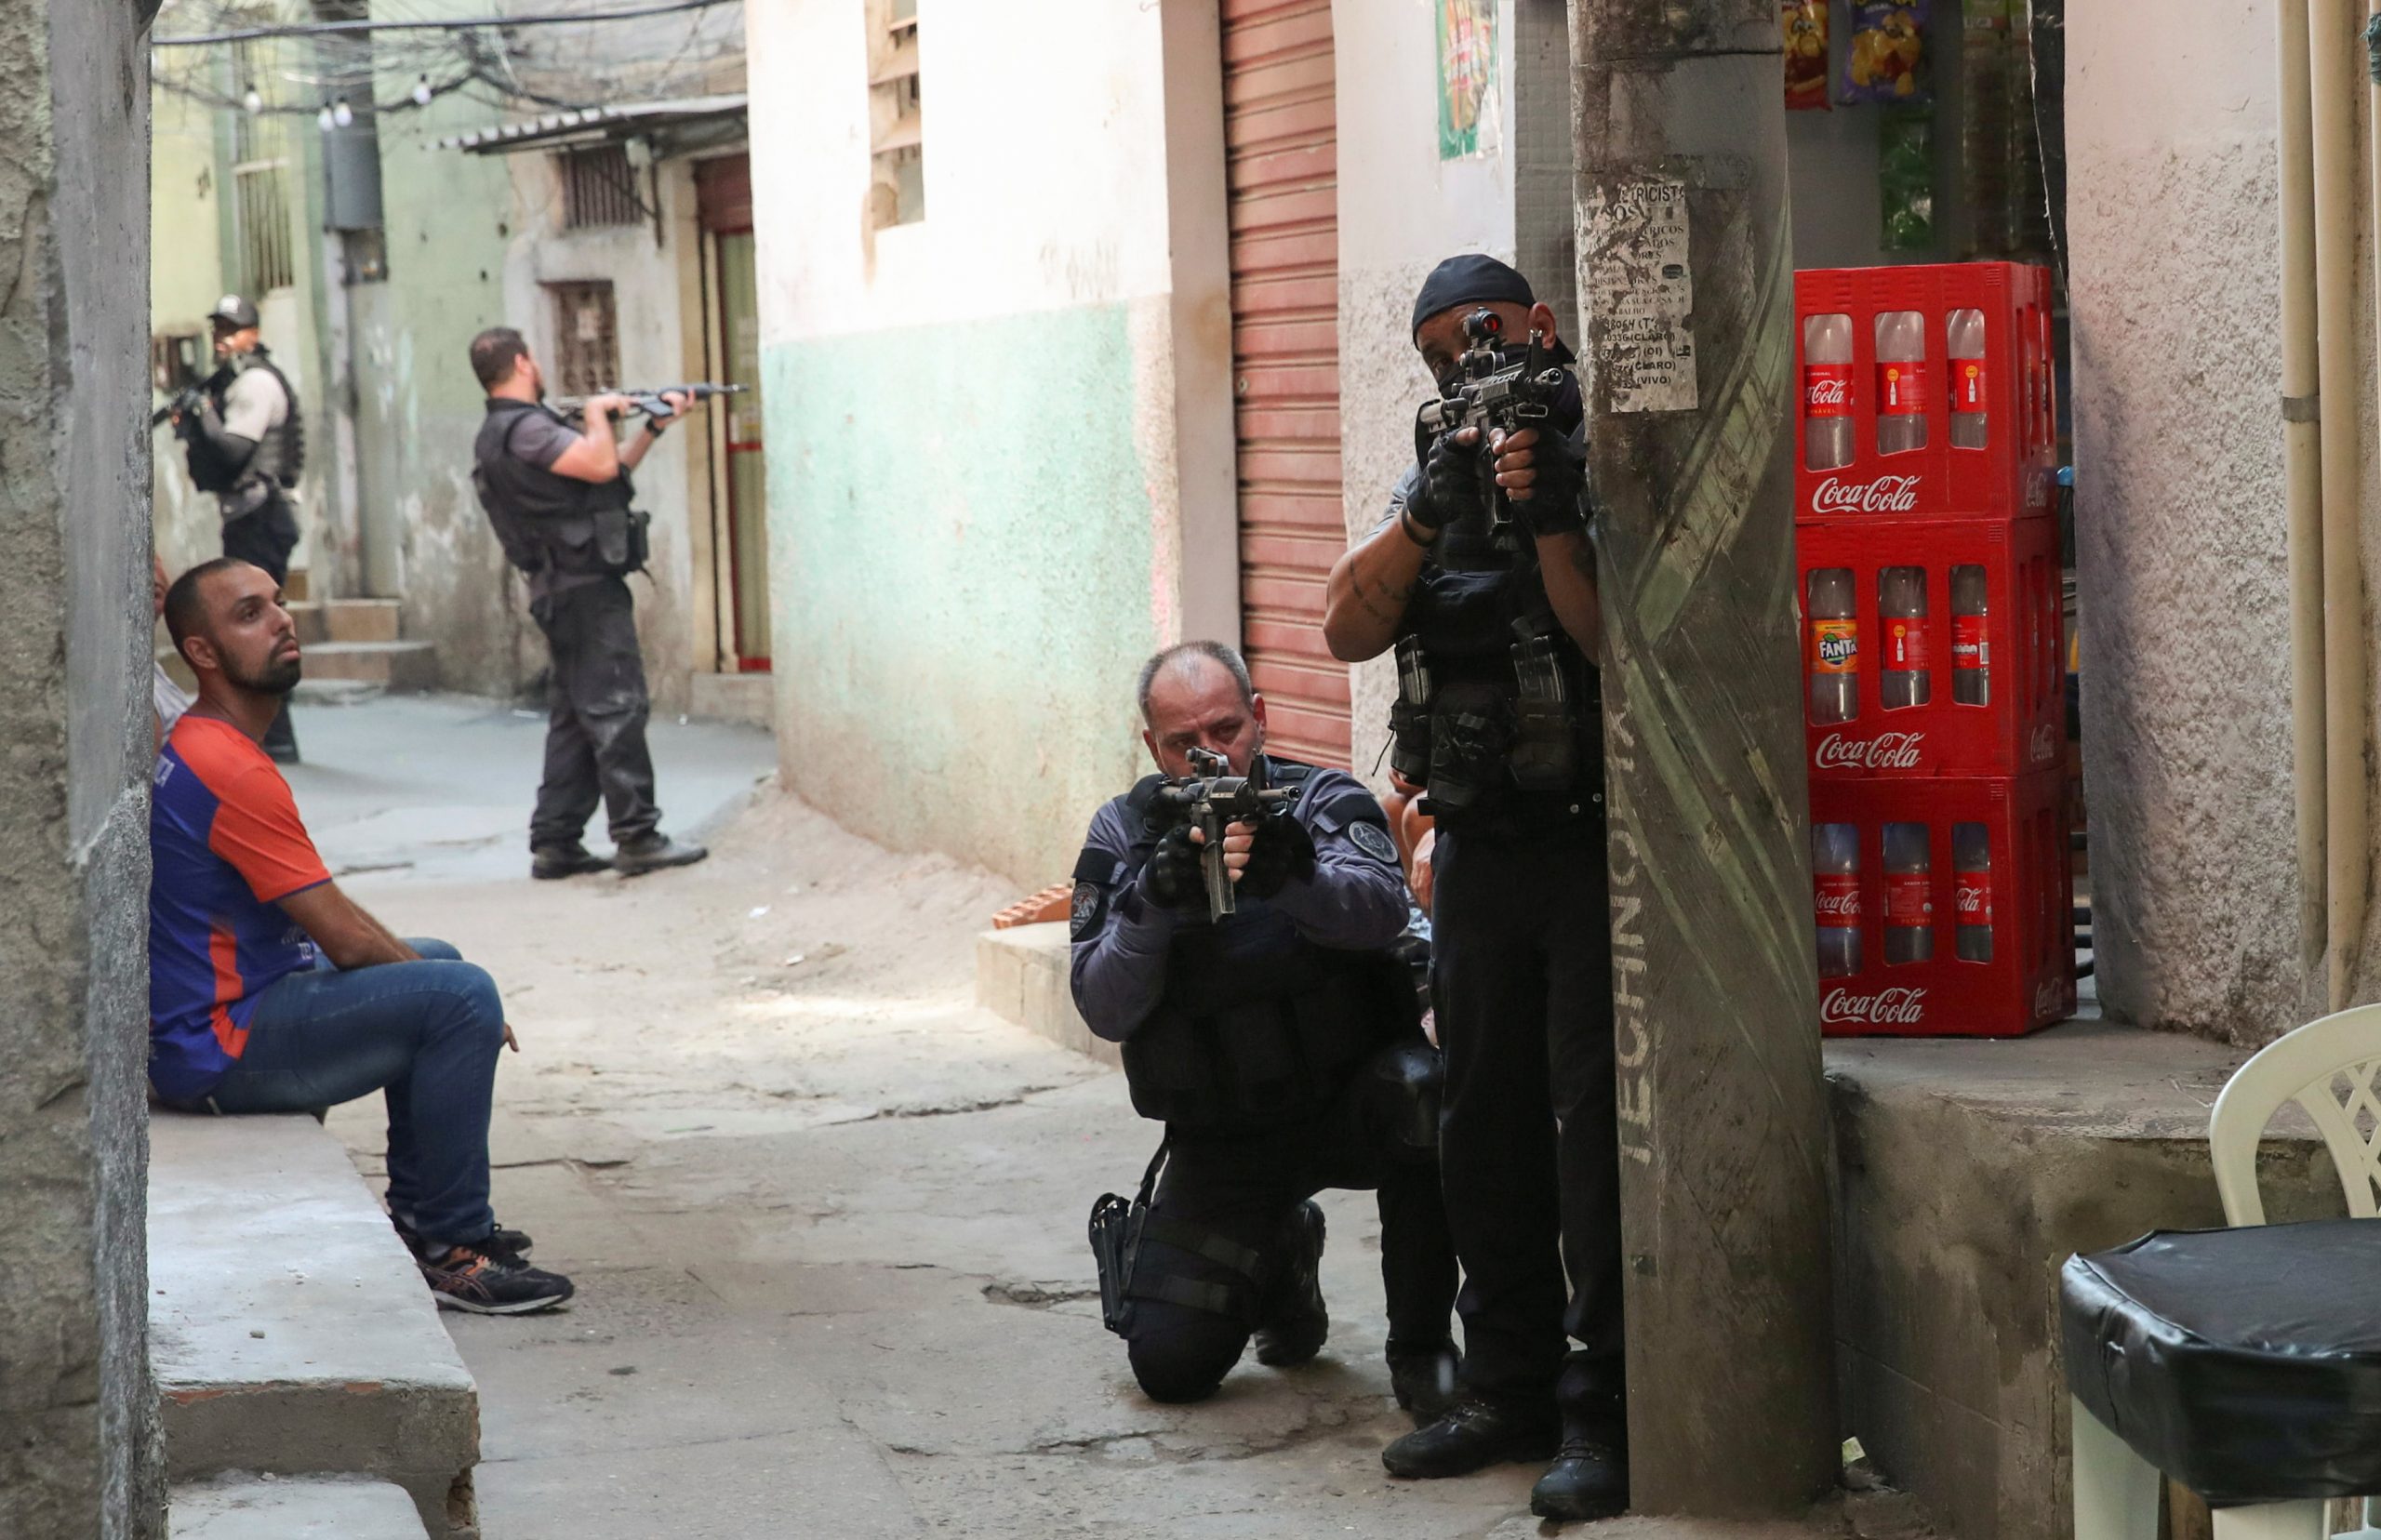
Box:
[1796,261,2057,524]
[1798,514,2065,779]
[1810,769,2075,1039]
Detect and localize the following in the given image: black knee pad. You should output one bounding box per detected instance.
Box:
[1127,1328,1237,1404]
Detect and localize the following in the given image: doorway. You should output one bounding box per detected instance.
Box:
[698,154,770,671]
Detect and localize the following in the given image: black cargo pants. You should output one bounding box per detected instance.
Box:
[1124,1070,1460,1404]
[528,576,660,851]
[1430,796,1626,1437]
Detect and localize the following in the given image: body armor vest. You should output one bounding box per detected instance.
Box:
[217,350,304,491]
[472,400,647,578]
[1112,761,1416,1130]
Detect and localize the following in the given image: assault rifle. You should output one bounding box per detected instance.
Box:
[151,365,233,429]
[1416,308,1567,530]
[554,382,745,423]
[1148,748,1295,922]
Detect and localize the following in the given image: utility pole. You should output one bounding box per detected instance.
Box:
[1570,0,1838,1515]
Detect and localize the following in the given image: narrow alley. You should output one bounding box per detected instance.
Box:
[298,697,1902,1539]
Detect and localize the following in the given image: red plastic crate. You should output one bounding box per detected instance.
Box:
[1797,514,2065,779]
[1795,261,2057,524]
[1809,770,2074,1039]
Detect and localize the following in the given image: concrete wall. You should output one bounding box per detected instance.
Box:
[747,0,1238,887]
[1332,0,1520,781]
[2066,0,2333,1044]
[0,2,166,1534]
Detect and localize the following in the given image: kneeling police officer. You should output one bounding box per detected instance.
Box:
[1073,642,1460,1418]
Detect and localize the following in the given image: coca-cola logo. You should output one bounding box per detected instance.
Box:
[1811,475,1922,514]
[1955,883,1989,919]
[1821,987,1929,1027]
[1815,891,1860,920]
[1815,731,1925,771]
[2030,723,2058,764]
[1805,377,1850,409]
[2034,978,2067,1020]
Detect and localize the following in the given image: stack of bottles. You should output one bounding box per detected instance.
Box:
[1795,261,2074,1038]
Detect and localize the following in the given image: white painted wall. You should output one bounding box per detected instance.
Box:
[2064,0,2374,1042]
[1333,0,1520,779]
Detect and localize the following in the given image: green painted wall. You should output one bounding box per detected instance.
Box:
[764,303,1162,885]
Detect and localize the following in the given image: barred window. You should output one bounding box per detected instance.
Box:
[227,36,296,292]
[868,0,923,227]
[560,145,642,230]
[548,281,619,398]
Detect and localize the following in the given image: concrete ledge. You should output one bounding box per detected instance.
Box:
[171,1474,428,1537]
[976,922,1120,1069]
[149,1113,479,1537]
[689,670,775,726]
[1826,1020,2341,1540]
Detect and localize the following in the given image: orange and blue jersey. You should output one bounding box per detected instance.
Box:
[148,714,331,1100]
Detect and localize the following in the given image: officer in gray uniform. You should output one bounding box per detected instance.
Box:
[1323,255,1622,1522]
[1072,641,1459,1420]
[175,294,305,761]
[467,326,710,882]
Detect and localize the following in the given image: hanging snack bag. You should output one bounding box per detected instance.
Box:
[1842,0,1931,104]
[1783,1,1830,112]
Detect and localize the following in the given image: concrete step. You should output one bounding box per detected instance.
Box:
[976,922,1118,1069]
[299,640,439,693]
[149,1113,480,1537]
[289,598,402,645]
[689,669,775,726]
[171,1474,429,1538]
[291,677,388,708]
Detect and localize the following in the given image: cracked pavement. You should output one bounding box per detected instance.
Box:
[309,701,1906,1538]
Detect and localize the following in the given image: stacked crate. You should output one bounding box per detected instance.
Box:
[1795,262,2073,1038]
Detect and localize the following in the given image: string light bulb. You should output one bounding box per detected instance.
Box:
[242,84,263,115]
[412,74,433,108]
[332,97,353,128]
[317,101,336,132]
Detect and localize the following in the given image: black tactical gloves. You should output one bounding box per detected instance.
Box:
[1236,812,1317,900]
[1141,824,1204,909]
[1412,425,1487,533]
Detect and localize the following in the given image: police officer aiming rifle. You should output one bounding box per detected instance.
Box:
[162,294,307,762]
[467,325,714,882]
[1322,255,1625,1523]
[1071,641,1460,1422]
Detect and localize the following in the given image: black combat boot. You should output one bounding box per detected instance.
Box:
[1530,1433,1630,1522]
[613,832,709,876]
[1252,1201,1327,1367]
[1385,1338,1462,1427]
[1381,1393,1561,1479]
[531,843,611,880]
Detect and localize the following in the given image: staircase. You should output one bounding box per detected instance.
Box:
[286,598,439,695]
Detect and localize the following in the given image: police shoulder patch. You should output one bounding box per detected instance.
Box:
[1070,881,1108,940]
[1347,819,1399,866]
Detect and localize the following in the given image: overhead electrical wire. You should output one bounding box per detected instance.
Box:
[152,0,739,47]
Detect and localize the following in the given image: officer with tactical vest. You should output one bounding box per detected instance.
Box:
[466,326,710,882]
[171,294,306,762]
[1071,640,1460,1422]
[1321,256,1625,1523]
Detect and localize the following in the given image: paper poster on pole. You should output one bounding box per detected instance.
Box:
[1437,0,1497,160]
[1582,178,1698,414]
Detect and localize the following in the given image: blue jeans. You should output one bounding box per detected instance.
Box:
[207,938,504,1249]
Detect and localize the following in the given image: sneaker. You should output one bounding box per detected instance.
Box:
[1253,1201,1328,1368]
[612,832,708,877]
[531,843,611,881]
[420,1241,575,1315]
[1382,1393,1561,1480]
[1530,1435,1630,1522]
[393,1214,534,1262]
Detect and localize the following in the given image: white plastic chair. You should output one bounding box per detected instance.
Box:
[2071,1003,2381,1540]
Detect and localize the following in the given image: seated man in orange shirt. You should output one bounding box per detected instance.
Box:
[149,558,573,1315]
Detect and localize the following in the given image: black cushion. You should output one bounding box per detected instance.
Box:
[2061,1219,2381,1506]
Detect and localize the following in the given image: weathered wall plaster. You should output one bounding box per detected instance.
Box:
[748,0,1235,886]
[0,3,166,1534]
[2067,0,2327,1043]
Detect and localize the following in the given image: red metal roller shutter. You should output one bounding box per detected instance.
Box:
[1223,0,1348,767]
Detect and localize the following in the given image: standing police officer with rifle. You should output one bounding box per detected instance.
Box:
[467,326,711,882]
[166,294,306,762]
[1071,642,1460,1421]
[1321,256,1624,1523]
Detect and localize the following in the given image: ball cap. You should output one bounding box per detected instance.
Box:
[208,294,260,330]
[1411,254,1536,340]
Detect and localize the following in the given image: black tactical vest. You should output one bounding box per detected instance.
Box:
[207,349,305,492]
[472,399,644,578]
[1109,760,1416,1131]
